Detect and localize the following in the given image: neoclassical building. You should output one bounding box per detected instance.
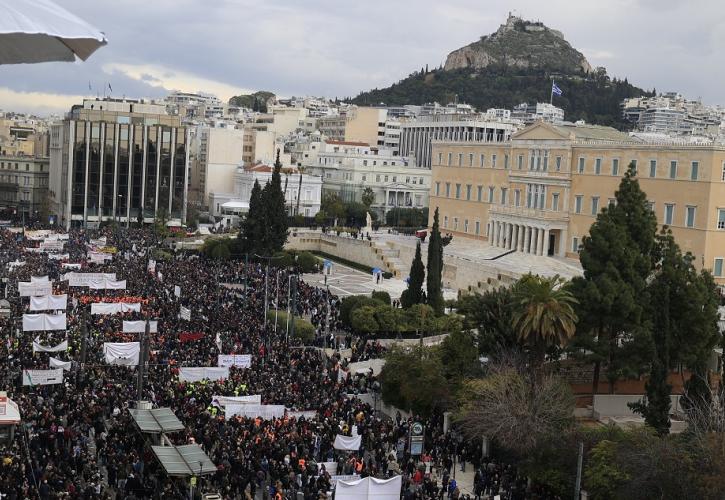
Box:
[429,121,725,285]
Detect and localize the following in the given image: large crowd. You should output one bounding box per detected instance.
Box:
[0,225,556,500]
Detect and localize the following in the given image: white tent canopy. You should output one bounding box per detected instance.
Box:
[0,0,107,64]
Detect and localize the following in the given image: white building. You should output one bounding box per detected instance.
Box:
[209,163,322,219]
[511,103,565,124]
[190,126,245,208]
[304,140,431,217]
[399,114,519,167]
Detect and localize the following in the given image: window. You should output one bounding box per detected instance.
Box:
[664,203,674,225]
[514,189,521,207]
[469,153,474,167]
[392,176,396,182]
[552,193,559,211]
[669,161,677,179]
[555,156,562,172]
[466,184,472,201]
[715,258,724,277]
[419,177,424,185]
[721,162,725,181]
[447,153,452,166]
[488,186,495,203]
[649,160,657,178]
[445,183,450,197]
[362,175,367,181]
[405,176,410,184]
[376,175,381,182]
[435,182,440,196]
[612,158,619,176]
[543,151,549,171]
[464,219,469,233]
[591,196,600,215]
[443,216,448,228]
[455,184,461,199]
[691,161,699,181]
[648,201,655,212]
[718,209,725,229]
[631,159,638,175]
[575,195,583,214]
[477,185,483,202]
[492,154,497,168]
[384,175,388,182]
[504,154,509,169]
[517,155,523,170]
[686,206,696,228]
[578,157,585,173]
[453,217,459,230]
[475,221,480,235]
[480,154,485,167]
[458,153,463,166]
[438,152,443,165]
[595,158,602,175]
[608,198,616,207]
[572,237,579,253]
[530,154,535,170]
[25,164,29,171]
[501,188,508,205]
[363,160,368,166]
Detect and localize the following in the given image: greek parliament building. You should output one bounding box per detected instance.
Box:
[49,98,190,229]
[429,121,725,285]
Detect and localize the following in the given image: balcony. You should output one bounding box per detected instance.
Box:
[489,204,569,223]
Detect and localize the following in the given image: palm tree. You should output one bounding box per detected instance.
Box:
[511,274,578,371]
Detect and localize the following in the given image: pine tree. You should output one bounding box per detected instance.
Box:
[570,163,657,394]
[260,149,289,254]
[238,179,262,254]
[426,208,444,315]
[401,240,425,308]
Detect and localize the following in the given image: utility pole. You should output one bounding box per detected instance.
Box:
[137,320,150,403]
[274,270,280,334]
[574,441,584,500]
[289,276,297,344]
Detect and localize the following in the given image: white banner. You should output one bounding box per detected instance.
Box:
[89,237,107,247]
[286,410,317,421]
[178,367,229,383]
[30,276,49,283]
[211,395,262,407]
[318,462,338,476]
[147,259,156,273]
[122,320,158,333]
[217,354,251,368]
[25,230,51,240]
[49,357,72,370]
[66,272,116,287]
[61,262,81,269]
[174,285,181,298]
[22,369,64,386]
[48,253,70,261]
[91,302,141,315]
[23,313,67,332]
[39,240,65,252]
[30,294,68,311]
[224,404,286,420]
[179,306,191,321]
[103,342,140,366]
[18,282,52,297]
[88,252,112,264]
[333,434,362,451]
[32,337,68,353]
[7,260,25,269]
[336,476,401,500]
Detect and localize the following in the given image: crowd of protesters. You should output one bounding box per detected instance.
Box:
[0,224,556,500]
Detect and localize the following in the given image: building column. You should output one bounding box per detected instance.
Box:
[511,225,518,250]
[531,227,539,255]
[505,223,511,250]
[543,228,550,256]
[537,227,545,256]
[559,228,568,257]
[508,225,515,250]
[492,221,499,247]
[524,226,531,254]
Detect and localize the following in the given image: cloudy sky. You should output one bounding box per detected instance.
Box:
[3,0,723,115]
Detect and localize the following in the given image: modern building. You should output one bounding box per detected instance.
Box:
[49,98,190,229]
[304,140,430,218]
[399,114,518,168]
[189,126,244,208]
[317,114,346,141]
[511,102,565,124]
[0,155,49,219]
[344,107,400,154]
[428,120,725,286]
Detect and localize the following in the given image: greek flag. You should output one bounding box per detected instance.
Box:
[552,82,563,96]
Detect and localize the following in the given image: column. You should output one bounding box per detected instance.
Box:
[559,228,568,257]
[511,225,518,250]
[543,228,550,256]
[505,223,512,250]
[493,222,499,247]
[537,227,545,256]
[508,225,515,250]
[524,226,531,254]
[517,224,525,251]
[531,227,539,255]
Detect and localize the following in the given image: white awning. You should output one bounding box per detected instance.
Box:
[221,201,249,210]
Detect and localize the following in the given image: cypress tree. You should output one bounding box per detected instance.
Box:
[238,178,262,254]
[401,240,425,308]
[426,208,444,315]
[260,149,289,254]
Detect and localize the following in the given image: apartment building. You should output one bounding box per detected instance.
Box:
[0,155,49,218]
[429,121,725,284]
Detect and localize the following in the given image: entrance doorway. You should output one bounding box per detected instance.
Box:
[548,232,556,256]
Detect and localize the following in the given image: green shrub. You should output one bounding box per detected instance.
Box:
[371,291,391,305]
[351,305,379,334]
[266,310,316,343]
[382,272,393,279]
[272,251,295,268]
[296,251,319,273]
[152,248,174,261]
[340,295,386,328]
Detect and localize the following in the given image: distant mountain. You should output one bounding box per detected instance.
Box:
[352,15,653,128]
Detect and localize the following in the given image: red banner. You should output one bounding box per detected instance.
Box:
[179,332,204,343]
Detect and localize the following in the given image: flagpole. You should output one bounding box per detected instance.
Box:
[550,79,554,105]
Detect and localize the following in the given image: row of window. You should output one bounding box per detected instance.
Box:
[332,172,426,186]
[434,181,559,210]
[0,161,43,172]
[441,214,482,235]
[573,195,700,228]
[0,175,45,187]
[437,151,715,181]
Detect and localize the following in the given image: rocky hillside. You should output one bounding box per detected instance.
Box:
[444,15,592,75]
[352,15,653,129]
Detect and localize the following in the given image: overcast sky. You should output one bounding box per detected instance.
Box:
[2,0,723,115]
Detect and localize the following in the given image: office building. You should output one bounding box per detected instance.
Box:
[49,98,190,229]
[0,155,49,219]
[429,121,725,286]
